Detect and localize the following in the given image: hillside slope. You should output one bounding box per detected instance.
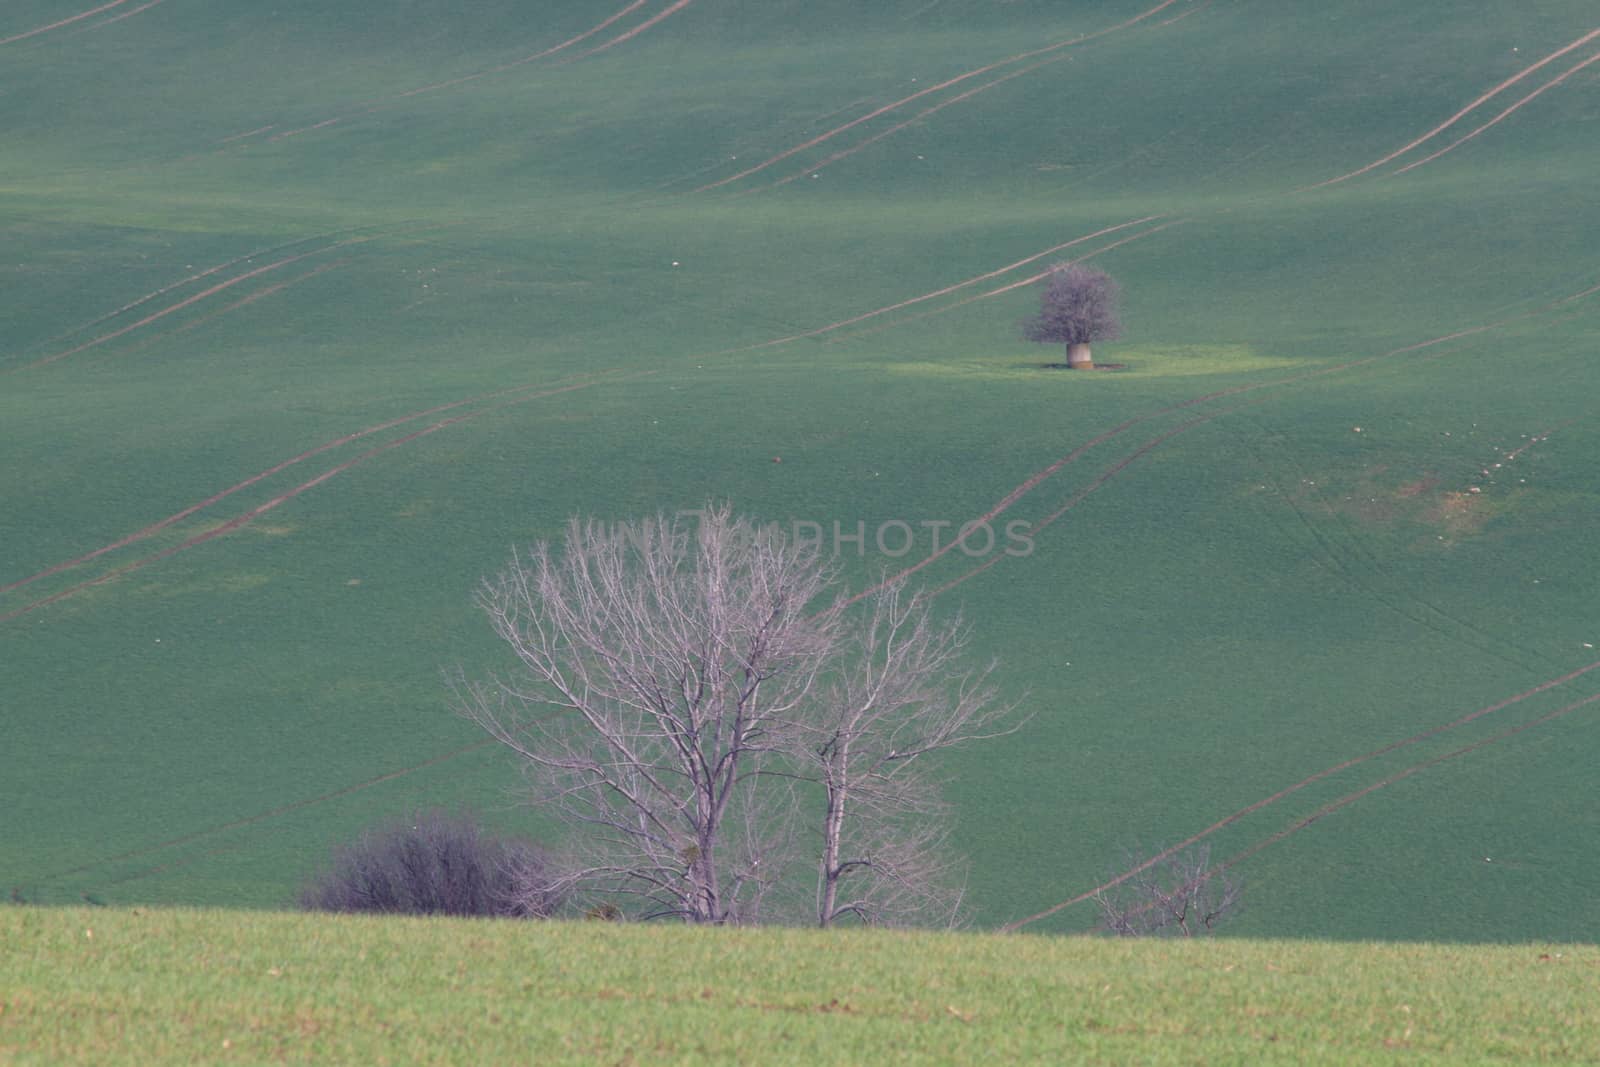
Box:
[3,0,1598,938]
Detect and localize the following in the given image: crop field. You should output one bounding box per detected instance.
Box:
[6,907,1599,1064]
[3,0,1599,940]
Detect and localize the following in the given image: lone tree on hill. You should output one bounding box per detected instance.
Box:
[455,505,1020,926]
[1023,262,1121,369]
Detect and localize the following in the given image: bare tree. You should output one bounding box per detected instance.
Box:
[1022,263,1122,369]
[458,507,836,924]
[456,505,1020,926]
[1093,843,1242,937]
[808,583,1017,927]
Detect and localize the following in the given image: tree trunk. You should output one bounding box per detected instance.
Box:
[1066,342,1093,369]
[817,743,848,926]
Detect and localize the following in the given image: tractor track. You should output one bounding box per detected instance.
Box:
[0,0,131,45]
[1216,689,1600,877]
[235,0,685,146]
[1309,26,1600,188]
[745,217,1163,350]
[824,222,1183,345]
[570,0,697,61]
[167,260,346,337]
[768,55,1076,189]
[1393,49,1600,176]
[0,373,644,622]
[9,230,364,366]
[693,0,1189,193]
[764,1,1211,190]
[17,236,381,372]
[1002,656,1600,931]
[77,0,167,33]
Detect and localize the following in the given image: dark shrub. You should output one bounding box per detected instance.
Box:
[299,809,562,918]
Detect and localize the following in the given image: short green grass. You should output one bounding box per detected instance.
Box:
[4,0,1600,941]
[3,906,1597,1065]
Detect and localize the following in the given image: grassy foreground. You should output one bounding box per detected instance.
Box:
[2,907,1595,1065]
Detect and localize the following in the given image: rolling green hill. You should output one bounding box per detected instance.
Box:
[3,0,1598,940]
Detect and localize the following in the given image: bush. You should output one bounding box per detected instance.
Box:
[299,809,562,918]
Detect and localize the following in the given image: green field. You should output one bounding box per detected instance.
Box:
[5,907,1598,1064]
[3,0,1599,940]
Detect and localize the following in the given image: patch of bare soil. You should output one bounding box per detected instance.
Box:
[1290,466,1495,544]
[1427,490,1491,538]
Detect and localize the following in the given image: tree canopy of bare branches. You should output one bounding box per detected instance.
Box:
[1022,263,1122,369]
[1093,843,1242,937]
[456,505,1020,926]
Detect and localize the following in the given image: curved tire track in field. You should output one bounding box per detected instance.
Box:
[930,416,1218,599]
[571,0,696,61]
[167,260,346,337]
[79,0,168,32]
[1003,657,1600,931]
[16,234,381,372]
[768,55,1074,189]
[397,0,651,98]
[0,0,130,45]
[765,2,1212,189]
[252,0,678,145]
[21,254,320,369]
[6,231,362,371]
[1308,26,1600,189]
[825,221,1183,346]
[1393,49,1600,176]
[0,371,626,604]
[1215,689,1600,878]
[744,216,1163,350]
[694,0,1188,193]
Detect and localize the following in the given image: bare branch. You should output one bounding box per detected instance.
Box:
[1093,843,1243,937]
[456,508,1025,927]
